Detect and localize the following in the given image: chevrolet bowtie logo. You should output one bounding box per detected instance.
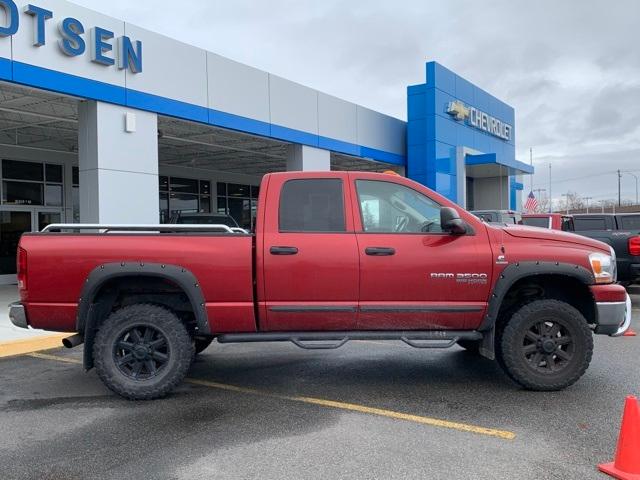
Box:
[446,100,470,121]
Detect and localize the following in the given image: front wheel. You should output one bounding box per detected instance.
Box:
[498,299,593,391]
[93,304,195,400]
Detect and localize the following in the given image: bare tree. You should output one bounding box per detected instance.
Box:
[561,191,585,212]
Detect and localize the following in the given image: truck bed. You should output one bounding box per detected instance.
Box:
[19,232,255,333]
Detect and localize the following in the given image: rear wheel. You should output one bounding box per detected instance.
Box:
[93,304,194,400]
[498,299,593,391]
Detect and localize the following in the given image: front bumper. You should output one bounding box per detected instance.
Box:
[595,294,632,336]
[8,302,28,329]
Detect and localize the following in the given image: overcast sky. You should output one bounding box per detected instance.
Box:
[74,0,640,206]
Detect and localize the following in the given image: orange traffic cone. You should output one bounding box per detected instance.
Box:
[623,329,637,337]
[599,396,640,479]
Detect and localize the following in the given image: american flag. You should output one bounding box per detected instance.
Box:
[524,191,539,213]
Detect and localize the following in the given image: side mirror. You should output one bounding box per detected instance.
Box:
[440,207,467,235]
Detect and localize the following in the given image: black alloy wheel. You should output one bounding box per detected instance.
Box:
[113,325,170,380]
[521,319,574,374]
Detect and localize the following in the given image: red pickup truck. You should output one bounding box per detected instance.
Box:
[9,172,631,400]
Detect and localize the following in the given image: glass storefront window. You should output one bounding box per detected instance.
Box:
[45,164,63,183]
[159,192,169,224]
[217,197,227,215]
[159,176,214,223]
[44,184,63,207]
[200,195,211,213]
[227,183,251,197]
[170,177,199,194]
[169,193,199,217]
[2,181,43,205]
[217,182,260,230]
[2,160,44,182]
[72,186,80,223]
[1,160,65,208]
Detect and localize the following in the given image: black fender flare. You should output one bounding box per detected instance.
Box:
[477,261,594,359]
[77,262,210,369]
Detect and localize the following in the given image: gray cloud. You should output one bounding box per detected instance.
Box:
[73,0,640,204]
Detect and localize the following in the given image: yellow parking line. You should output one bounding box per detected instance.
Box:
[25,351,516,440]
[0,334,67,358]
[186,379,515,440]
[28,352,82,364]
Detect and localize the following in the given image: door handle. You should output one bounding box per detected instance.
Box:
[270,246,299,255]
[365,247,396,256]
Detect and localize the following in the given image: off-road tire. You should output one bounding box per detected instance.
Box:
[456,339,480,354]
[93,304,194,400]
[194,337,214,355]
[498,299,593,391]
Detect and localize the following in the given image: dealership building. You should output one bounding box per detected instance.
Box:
[0,0,533,283]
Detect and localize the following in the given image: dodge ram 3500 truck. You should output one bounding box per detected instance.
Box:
[9,172,631,400]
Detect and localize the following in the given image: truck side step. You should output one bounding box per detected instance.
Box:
[216,330,483,350]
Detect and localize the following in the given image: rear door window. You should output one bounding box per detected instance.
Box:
[573,217,608,231]
[279,179,346,232]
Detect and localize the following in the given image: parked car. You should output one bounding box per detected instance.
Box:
[522,213,574,231]
[10,171,630,399]
[471,209,522,225]
[170,212,248,233]
[570,214,640,286]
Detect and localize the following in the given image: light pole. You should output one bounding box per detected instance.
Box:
[548,163,552,213]
[618,169,622,207]
[584,196,593,214]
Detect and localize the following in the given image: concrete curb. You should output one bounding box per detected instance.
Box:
[0,334,68,359]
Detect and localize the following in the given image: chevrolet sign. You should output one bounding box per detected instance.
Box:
[447,100,512,142]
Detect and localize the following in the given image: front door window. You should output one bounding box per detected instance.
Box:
[356,180,443,233]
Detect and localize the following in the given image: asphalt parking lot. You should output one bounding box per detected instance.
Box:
[1,288,639,480]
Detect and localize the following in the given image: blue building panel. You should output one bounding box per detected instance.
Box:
[407,91,427,120]
[426,62,456,95]
[455,75,475,106]
[407,61,532,208]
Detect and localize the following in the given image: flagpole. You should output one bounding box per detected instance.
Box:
[530,147,533,194]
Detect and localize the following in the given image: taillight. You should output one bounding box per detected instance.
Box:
[629,237,640,257]
[17,247,27,290]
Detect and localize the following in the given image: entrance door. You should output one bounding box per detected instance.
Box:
[0,208,62,284]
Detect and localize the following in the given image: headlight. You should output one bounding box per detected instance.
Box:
[589,251,616,284]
